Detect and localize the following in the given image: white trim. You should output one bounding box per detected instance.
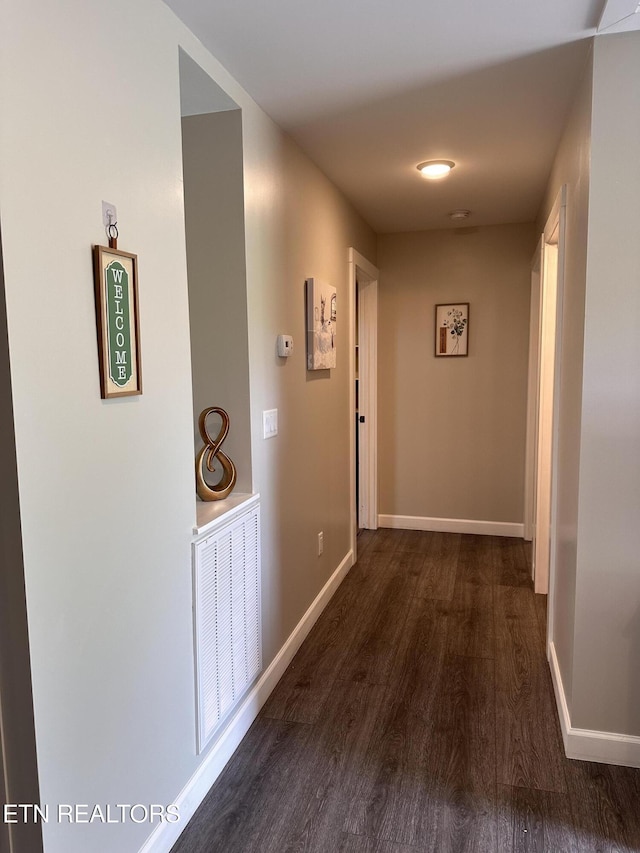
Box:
[597,0,640,33]
[357,275,378,531]
[349,248,378,281]
[193,491,259,537]
[138,549,355,853]
[524,238,543,547]
[545,185,568,644]
[378,514,524,538]
[549,642,640,768]
[348,252,357,559]
[348,248,379,563]
[533,185,568,600]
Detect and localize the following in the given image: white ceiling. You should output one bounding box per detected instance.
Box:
[166,0,622,233]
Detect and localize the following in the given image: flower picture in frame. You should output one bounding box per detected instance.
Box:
[435,302,469,357]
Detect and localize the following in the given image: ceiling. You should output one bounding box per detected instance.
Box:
[166,0,635,233]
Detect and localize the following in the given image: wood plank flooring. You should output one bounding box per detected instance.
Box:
[171,530,640,853]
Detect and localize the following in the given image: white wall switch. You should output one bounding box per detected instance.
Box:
[263,409,278,439]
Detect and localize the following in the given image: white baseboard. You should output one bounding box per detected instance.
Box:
[549,641,640,768]
[139,549,355,853]
[378,514,524,538]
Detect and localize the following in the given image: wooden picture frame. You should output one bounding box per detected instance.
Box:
[93,245,142,398]
[435,302,469,357]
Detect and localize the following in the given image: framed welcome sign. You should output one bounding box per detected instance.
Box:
[93,245,142,398]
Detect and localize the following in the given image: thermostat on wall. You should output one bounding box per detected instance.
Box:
[277,335,293,357]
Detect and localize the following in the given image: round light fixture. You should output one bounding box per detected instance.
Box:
[448,209,471,221]
[416,159,455,179]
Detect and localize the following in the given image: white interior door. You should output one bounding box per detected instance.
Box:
[349,249,379,559]
[358,271,378,530]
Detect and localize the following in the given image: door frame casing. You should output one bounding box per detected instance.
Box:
[527,187,567,654]
[544,186,567,650]
[348,249,379,561]
[524,237,543,549]
[0,226,43,853]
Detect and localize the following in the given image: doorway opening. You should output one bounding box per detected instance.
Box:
[349,249,379,561]
[524,187,567,623]
[0,227,43,853]
[178,50,253,522]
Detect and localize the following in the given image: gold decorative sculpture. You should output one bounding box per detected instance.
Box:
[195,407,237,501]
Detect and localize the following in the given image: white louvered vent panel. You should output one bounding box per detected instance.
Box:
[194,499,261,753]
[231,524,248,694]
[216,529,234,720]
[195,538,220,737]
[244,512,261,679]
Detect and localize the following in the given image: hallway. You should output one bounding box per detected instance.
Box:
[171,530,640,852]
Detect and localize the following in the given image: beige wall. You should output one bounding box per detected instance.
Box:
[377,223,536,525]
[0,3,375,851]
[181,110,252,493]
[538,47,593,714]
[245,130,376,659]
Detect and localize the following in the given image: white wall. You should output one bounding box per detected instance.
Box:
[0,2,375,851]
[541,31,640,743]
[538,47,593,714]
[571,31,640,736]
[0,3,198,851]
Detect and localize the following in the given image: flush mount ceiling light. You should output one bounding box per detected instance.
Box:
[448,209,471,221]
[416,159,455,179]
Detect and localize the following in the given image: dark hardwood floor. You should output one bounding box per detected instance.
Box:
[171,530,640,853]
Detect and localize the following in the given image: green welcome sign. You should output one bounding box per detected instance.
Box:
[93,245,142,399]
[106,261,133,387]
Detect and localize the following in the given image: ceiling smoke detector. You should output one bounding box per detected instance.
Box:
[448,209,471,221]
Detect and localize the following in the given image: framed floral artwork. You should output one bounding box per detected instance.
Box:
[306,277,336,369]
[435,303,469,357]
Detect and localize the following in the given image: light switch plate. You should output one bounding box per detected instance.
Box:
[263,409,278,439]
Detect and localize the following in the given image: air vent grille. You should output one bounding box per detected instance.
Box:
[193,502,261,752]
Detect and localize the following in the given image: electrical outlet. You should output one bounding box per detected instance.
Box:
[317,531,324,556]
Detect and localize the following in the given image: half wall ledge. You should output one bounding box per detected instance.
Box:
[194,492,259,537]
